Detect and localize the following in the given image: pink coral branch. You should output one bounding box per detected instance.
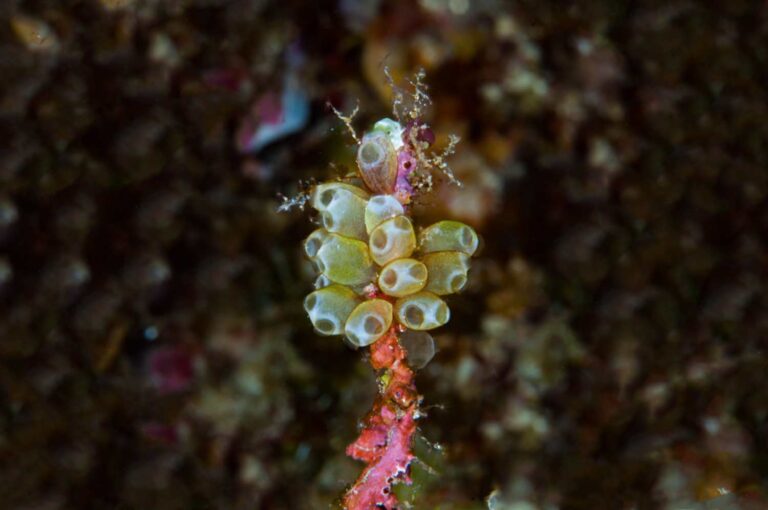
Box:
[343,328,419,510]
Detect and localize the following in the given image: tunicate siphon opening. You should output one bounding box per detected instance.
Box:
[364,316,383,335]
[346,332,361,347]
[304,294,317,311]
[400,330,435,369]
[314,274,331,289]
[409,264,427,280]
[320,189,335,207]
[405,305,424,326]
[371,229,387,249]
[381,269,397,287]
[315,319,335,334]
[305,238,321,258]
[451,274,467,292]
[360,141,383,166]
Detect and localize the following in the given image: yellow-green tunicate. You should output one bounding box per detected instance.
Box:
[304,284,361,336]
[311,183,369,209]
[378,258,428,298]
[345,299,393,347]
[310,185,368,240]
[395,291,450,331]
[419,220,479,256]
[316,233,375,286]
[422,251,470,295]
[365,194,404,234]
[314,273,332,289]
[368,215,416,266]
[313,234,375,285]
[304,228,330,260]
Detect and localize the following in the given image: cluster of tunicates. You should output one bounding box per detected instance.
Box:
[303,120,478,352]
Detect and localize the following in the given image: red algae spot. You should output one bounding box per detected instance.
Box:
[147,345,195,394]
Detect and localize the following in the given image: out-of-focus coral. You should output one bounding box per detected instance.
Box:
[236,47,310,154]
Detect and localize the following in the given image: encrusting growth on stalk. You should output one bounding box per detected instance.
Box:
[343,327,418,509]
[287,70,478,509]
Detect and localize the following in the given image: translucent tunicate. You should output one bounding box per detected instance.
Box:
[310,185,368,240]
[372,118,405,151]
[345,299,393,347]
[368,215,416,266]
[304,228,330,260]
[357,132,398,195]
[364,194,404,234]
[399,330,436,369]
[395,291,450,330]
[378,258,428,297]
[421,251,470,295]
[419,220,479,256]
[314,273,332,289]
[315,233,376,286]
[311,183,369,209]
[304,284,361,336]
[314,272,369,294]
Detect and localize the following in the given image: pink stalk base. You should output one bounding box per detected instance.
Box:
[343,328,419,510]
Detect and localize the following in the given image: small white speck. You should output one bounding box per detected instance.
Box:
[144,326,159,341]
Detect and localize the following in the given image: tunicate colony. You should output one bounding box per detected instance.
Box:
[303,118,478,363]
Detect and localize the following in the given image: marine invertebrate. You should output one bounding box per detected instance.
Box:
[298,73,478,509]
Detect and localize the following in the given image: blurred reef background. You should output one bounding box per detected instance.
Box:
[1,0,768,509]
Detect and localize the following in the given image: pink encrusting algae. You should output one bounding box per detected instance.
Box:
[343,328,418,509]
[394,149,417,204]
